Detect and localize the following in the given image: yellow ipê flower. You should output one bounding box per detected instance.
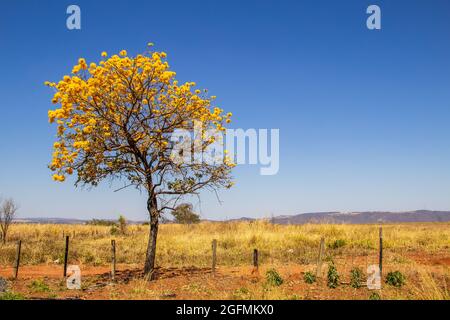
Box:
[46,44,234,187]
[52,174,66,182]
[78,58,88,69]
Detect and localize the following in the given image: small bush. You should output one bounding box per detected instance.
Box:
[110,225,119,235]
[266,269,283,287]
[118,215,127,234]
[386,271,406,287]
[350,268,364,289]
[327,263,340,288]
[0,291,25,300]
[233,287,251,299]
[304,272,316,284]
[28,279,50,293]
[329,239,346,249]
[0,277,8,292]
[369,292,381,300]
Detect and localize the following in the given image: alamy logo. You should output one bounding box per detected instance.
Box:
[170,122,280,176]
[66,5,81,30]
[367,5,381,30]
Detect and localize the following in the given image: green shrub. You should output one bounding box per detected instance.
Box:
[110,225,119,235]
[266,269,283,287]
[118,215,127,234]
[386,271,406,287]
[327,263,340,288]
[233,287,251,299]
[350,268,364,289]
[329,239,346,249]
[369,292,381,300]
[0,291,25,300]
[304,271,316,284]
[28,279,50,292]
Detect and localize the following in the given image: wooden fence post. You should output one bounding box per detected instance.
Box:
[63,236,69,277]
[111,239,116,281]
[316,237,325,277]
[253,249,259,269]
[379,226,383,279]
[13,240,22,279]
[211,239,217,275]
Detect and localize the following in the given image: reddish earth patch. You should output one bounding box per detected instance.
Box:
[0,263,400,300]
[1,252,449,300]
[406,252,450,267]
[430,258,450,266]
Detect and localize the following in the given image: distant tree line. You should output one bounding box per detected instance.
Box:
[85,204,201,228]
[172,203,200,225]
[86,215,127,235]
[85,219,117,226]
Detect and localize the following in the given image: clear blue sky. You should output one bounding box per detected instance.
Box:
[1,0,450,221]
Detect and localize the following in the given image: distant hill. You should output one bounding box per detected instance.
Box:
[16,210,450,225]
[269,210,450,224]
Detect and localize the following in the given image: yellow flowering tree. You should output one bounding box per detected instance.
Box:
[46,45,234,277]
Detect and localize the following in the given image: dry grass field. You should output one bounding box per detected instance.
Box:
[0,221,449,300]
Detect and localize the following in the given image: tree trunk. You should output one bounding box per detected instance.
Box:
[144,195,159,279]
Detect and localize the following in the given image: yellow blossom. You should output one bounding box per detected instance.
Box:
[52,174,65,182]
[45,44,234,183]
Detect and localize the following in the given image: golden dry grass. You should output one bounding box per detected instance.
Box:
[0,221,449,267]
[1,221,450,300]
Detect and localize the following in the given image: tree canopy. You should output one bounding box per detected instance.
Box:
[172,203,200,224]
[46,44,235,276]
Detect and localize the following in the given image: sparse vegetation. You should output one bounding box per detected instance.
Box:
[350,268,364,289]
[233,287,251,299]
[0,291,25,300]
[329,239,346,249]
[304,271,316,284]
[0,221,449,268]
[386,271,406,287]
[369,292,381,300]
[110,225,119,236]
[266,269,283,286]
[28,279,51,292]
[327,262,340,289]
[0,221,449,300]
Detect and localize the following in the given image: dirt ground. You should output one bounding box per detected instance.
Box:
[1,251,449,300]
